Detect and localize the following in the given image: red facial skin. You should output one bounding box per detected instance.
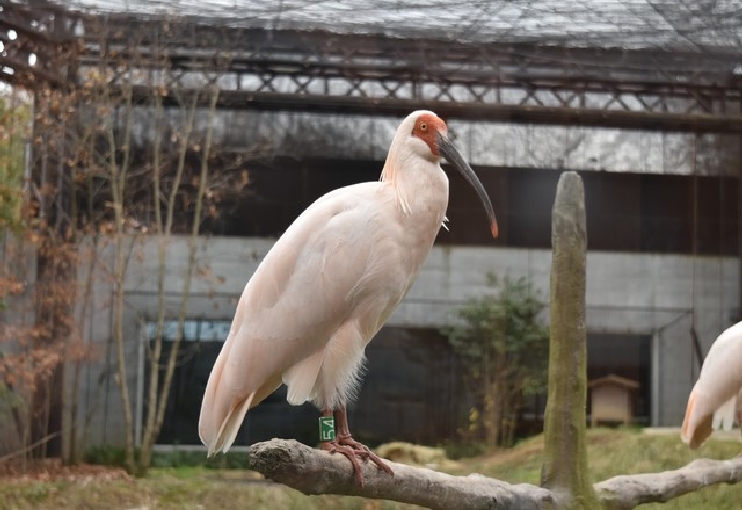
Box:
[411,113,448,156]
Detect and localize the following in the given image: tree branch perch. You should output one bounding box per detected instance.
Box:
[248,439,556,510]
[248,439,742,510]
[595,456,742,510]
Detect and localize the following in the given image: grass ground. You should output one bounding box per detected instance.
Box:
[1,429,740,510]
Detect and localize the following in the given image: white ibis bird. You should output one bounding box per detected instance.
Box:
[681,321,742,449]
[198,110,498,484]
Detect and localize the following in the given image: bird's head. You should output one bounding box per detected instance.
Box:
[407,111,449,160]
[401,110,498,238]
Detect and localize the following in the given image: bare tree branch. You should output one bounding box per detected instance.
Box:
[595,456,742,510]
[248,439,556,510]
[249,439,742,510]
[0,432,61,463]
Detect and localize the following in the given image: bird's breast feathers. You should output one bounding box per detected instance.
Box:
[233,180,439,344]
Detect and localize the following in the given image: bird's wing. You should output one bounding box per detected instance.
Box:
[697,323,742,410]
[199,182,399,452]
[681,322,742,448]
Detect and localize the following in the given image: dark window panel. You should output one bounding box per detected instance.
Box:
[507,168,559,249]
[694,176,738,255]
[149,323,465,447]
[210,157,737,256]
[583,172,641,252]
[587,334,652,425]
[639,174,692,253]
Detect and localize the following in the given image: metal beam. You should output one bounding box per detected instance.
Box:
[113,86,742,133]
[3,1,742,133]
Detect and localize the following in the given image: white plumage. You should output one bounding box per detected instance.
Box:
[681,321,742,449]
[198,111,497,474]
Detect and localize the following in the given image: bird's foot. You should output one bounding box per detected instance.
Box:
[337,433,394,476]
[321,434,394,486]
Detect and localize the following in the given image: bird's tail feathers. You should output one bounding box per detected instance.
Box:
[712,395,737,432]
[681,389,713,449]
[282,350,324,406]
[207,392,255,457]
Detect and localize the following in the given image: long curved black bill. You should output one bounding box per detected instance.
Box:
[438,134,498,238]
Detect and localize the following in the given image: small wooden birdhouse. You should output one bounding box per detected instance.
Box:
[588,374,640,427]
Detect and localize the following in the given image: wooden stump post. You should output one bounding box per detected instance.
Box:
[540,171,597,508]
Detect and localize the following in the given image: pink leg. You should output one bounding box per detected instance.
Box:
[319,406,394,486]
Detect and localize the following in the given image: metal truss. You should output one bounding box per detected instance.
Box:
[0,1,83,87]
[2,1,742,132]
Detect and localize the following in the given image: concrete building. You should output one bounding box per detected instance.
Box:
[4,0,739,453]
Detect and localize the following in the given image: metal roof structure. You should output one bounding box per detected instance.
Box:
[64,0,742,52]
[2,0,741,133]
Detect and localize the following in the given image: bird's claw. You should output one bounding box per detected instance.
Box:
[337,433,395,476]
[321,435,394,486]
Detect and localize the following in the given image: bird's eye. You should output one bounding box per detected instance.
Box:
[419,122,427,132]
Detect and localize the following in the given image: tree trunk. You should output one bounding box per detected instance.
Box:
[112,236,135,474]
[109,79,136,473]
[66,239,99,465]
[540,171,597,509]
[484,380,500,449]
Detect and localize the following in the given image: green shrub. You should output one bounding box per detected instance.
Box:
[84,444,251,470]
[83,445,129,467]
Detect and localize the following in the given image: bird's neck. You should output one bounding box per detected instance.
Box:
[381,149,449,222]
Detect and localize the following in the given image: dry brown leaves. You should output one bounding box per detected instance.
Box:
[0,458,131,483]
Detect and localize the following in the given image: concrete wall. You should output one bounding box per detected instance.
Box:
[69,235,739,449]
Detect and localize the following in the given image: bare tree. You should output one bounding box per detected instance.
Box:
[138,81,222,470]
[67,17,233,473]
[0,85,97,468]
